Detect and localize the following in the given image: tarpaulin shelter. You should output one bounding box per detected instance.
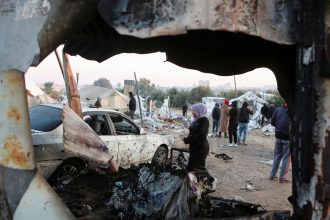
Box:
[79,85,129,111]
[26,78,59,107]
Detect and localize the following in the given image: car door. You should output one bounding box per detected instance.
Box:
[108,113,151,168]
[83,111,119,162]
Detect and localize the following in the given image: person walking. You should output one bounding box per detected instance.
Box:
[211,103,220,137]
[260,103,269,126]
[183,103,216,188]
[269,102,291,183]
[128,91,136,119]
[237,102,253,145]
[182,102,188,117]
[219,99,229,138]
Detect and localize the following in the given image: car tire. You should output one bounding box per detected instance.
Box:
[48,158,86,187]
[152,146,168,168]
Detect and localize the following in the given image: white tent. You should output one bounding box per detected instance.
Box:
[26,79,58,107]
[79,85,129,111]
[231,91,266,130]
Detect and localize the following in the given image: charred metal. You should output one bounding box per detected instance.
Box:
[0,0,330,219]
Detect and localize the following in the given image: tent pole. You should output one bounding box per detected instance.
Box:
[134,72,143,127]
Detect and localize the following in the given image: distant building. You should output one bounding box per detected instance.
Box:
[124,80,135,96]
[198,80,210,87]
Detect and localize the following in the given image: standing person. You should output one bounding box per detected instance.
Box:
[219,99,229,138]
[94,96,102,108]
[268,104,276,120]
[237,101,253,145]
[182,102,188,117]
[128,91,136,119]
[269,102,291,183]
[211,103,220,137]
[183,103,215,188]
[228,101,239,147]
[260,103,269,126]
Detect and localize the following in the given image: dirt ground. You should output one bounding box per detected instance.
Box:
[169,108,292,212]
[56,109,293,218]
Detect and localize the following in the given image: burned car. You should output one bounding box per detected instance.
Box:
[29,103,174,185]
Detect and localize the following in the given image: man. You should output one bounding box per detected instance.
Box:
[237,101,253,145]
[182,102,188,117]
[211,103,220,137]
[260,103,269,126]
[128,91,136,119]
[94,96,102,108]
[269,102,291,183]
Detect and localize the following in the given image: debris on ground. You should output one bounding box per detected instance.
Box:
[261,124,275,136]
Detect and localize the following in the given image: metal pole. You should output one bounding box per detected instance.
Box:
[233,75,237,96]
[54,49,64,77]
[134,72,143,127]
[0,69,74,219]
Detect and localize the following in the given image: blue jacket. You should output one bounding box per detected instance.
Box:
[271,106,290,140]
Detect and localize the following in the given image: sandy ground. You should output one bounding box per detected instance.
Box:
[56,108,293,218]
[167,108,292,212]
[169,123,292,213]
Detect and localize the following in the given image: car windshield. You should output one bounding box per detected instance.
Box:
[29,105,62,132]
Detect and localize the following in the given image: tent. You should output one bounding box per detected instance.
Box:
[26,79,58,107]
[230,91,266,130]
[79,85,129,111]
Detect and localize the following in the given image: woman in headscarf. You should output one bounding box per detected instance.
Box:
[183,103,214,184]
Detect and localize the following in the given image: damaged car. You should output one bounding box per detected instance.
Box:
[29,103,175,186]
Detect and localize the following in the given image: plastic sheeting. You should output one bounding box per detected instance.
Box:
[106,165,185,219]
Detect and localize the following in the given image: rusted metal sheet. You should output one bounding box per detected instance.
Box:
[98,0,295,45]
[0,69,74,218]
[62,105,119,172]
[0,70,35,170]
[62,53,82,117]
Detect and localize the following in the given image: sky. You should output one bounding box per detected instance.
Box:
[26,48,278,89]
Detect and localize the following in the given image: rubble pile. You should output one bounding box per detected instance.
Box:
[55,164,276,219]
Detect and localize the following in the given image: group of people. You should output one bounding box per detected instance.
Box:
[183,100,290,186]
[211,100,253,146]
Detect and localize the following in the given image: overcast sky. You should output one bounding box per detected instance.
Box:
[26,49,277,89]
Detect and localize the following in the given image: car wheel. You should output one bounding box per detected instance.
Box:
[152,146,168,168]
[48,159,85,187]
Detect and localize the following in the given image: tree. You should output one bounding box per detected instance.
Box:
[42,81,54,94]
[267,94,285,107]
[219,89,245,99]
[188,86,214,103]
[138,78,156,96]
[93,78,112,89]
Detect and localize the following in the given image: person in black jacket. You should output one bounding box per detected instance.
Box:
[211,103,220,136]
[237,102,253,145]
[269,102,291,183]
[128,91,136,119]
[183,103,215,187]
[228,100,239,147]
[260,103,269,126]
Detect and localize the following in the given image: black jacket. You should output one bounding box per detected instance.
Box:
[129,96,136,111]
[229,107,239,126]
[239,107,253,123]
[271,106,290,140]
[184,117,209,152]
[212,106,220,120]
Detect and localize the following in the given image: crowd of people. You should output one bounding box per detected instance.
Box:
[182,100,291,184]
